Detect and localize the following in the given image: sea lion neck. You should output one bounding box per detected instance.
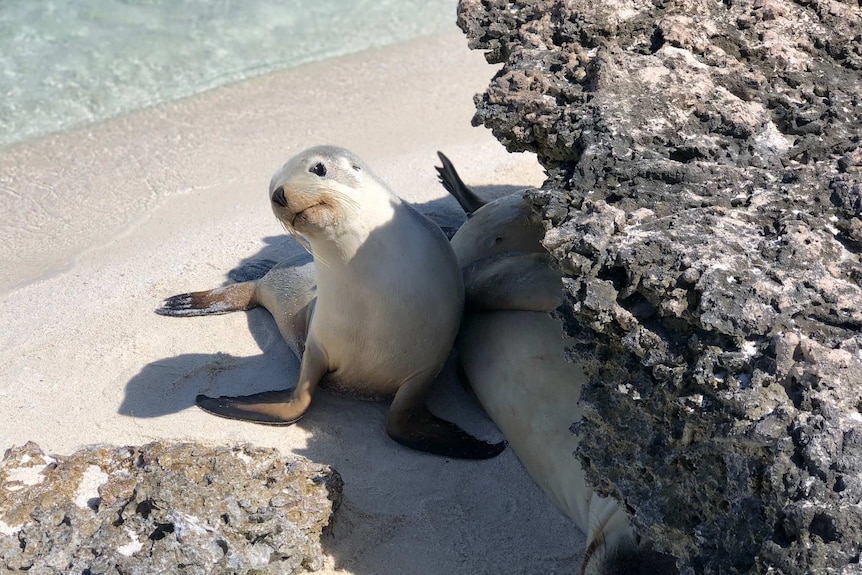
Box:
[306,194,402,264]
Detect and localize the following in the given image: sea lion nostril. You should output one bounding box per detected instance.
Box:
[272,186,287,207]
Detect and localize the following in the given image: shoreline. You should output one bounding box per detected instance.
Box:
[1,32,513,294]
[0,32,585,574]
[0,0,458,148]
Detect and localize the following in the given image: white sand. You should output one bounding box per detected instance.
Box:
[0,33,586,573]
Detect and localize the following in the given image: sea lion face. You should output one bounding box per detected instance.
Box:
[269,146,370,237]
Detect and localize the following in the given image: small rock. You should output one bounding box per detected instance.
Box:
[0,441,341,574]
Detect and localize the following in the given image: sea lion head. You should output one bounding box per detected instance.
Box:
[269,146,392,240]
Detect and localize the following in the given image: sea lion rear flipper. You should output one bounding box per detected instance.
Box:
[155,281,259,317]
[435,151,486,214]
[195,390,305,425]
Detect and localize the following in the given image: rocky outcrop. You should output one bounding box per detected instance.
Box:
[457,0,862,573]
[0,441,342,574]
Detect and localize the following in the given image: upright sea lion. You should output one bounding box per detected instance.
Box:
[438,153,678,572]
[156,146,505,460]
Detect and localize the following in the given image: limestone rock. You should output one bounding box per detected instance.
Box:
[0,441,342,574]
[458,0,862,573]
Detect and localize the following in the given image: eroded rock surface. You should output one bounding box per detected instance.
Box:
[0,441,342,574]
[458,0,862,573]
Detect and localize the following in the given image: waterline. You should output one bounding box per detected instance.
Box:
[0,0,457,147]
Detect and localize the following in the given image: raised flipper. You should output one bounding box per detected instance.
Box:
[385,371,506,459]
[463,252,564,312]
[436,151,487,214]
[155,281,259,317]
[195,338,327,425]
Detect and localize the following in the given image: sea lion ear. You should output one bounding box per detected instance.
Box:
[352,164,361,172]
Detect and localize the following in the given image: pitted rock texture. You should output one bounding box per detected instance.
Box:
[459,1,862,573]
[0,441,342,575]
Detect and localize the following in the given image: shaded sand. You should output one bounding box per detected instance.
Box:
[0,33,586,573]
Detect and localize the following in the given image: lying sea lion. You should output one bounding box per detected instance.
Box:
[156,146,505,460]
[437,153,678,572]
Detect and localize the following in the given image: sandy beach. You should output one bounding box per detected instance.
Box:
[0,32,585,574]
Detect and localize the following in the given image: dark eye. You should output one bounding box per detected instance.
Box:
[309,162,326,177]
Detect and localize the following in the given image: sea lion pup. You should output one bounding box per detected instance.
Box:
[156,146,505,460]
[438,153,679,573]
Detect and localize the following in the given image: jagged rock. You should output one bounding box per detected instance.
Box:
[458,1,862,573]
[0,441,342,574]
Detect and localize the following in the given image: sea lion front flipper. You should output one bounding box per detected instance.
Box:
[196,390,305,425]
[156,281,259,317]
[196,339,328,425]
[435,151,486,214]
[385,374,506,459]
[463,252,564,312]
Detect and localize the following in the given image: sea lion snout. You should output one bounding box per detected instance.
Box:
[269,181,317,228]
[271,185,335,231]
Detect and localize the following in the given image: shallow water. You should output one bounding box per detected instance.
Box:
[0,0,456,147]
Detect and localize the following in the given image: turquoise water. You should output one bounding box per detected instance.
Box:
[0,0,457,147]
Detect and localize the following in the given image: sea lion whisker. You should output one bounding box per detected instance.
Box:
[319,185,362,213]
[280,221,330,267]
[307,180,363,212]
